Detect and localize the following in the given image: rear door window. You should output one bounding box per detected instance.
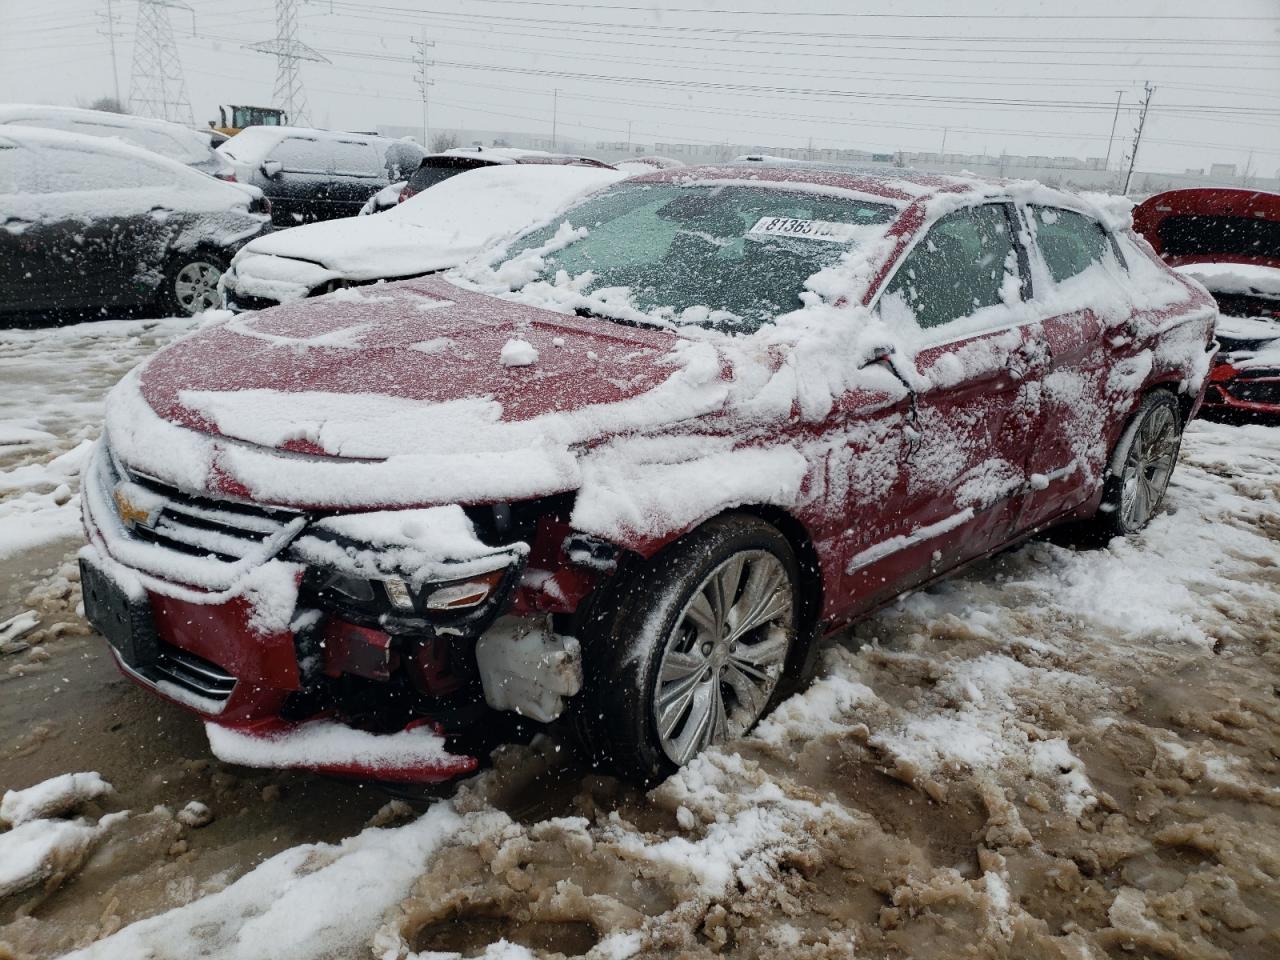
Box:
[1030,206,1116,283]
[328,140,383,177]
[271,137,326,174]
[880,203,1024,332]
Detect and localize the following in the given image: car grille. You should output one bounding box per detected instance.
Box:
[150,643,237,702]
[1228,375,1280,406]
[125,471,301,564]
[87,441,307,591]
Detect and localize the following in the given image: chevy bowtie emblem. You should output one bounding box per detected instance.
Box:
[113,483,159,529]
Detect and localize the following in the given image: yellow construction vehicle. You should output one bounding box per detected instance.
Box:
[210,105,287,137]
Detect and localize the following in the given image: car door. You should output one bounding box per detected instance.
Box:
[842,202,1045,609]
[323,138,388,219]
[264,136,330,226]
[1016,204,1133,527]
[0,138,57,313]
[41,143,177,309]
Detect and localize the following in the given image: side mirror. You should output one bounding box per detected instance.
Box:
[260,159,283,179]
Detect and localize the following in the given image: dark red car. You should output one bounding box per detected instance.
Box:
[1133,188,1280,421]
[81,166,1217,784]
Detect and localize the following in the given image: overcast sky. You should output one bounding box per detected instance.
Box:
[3,0,1278,175]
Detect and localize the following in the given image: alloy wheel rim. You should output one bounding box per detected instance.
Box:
[173,261,222,315]
[653,550,793,765]
[1120,405,1178,529]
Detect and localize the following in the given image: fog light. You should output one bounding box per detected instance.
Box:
[382,577,415,611]
[423,569,506,611]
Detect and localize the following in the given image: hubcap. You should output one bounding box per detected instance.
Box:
[173,261,222,315]
[1119,405,1179,529]
[653,550,794,765]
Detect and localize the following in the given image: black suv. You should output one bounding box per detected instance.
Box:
[217,127,425,227]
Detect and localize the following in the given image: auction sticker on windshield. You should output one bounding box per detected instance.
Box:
[747,217,861,242]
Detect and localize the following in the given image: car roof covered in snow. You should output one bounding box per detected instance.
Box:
[625,162,1015,206]
[425,146,613,168]
[231,161,627,282]
[0,125,262,209]
[1,123,207,171]
[0,102,216,165]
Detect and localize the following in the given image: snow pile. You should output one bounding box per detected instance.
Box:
[0,773,123,901]
[66,803,462,960]
[0,818,122,900]
[499,336,539,367]
[1,772,113,827]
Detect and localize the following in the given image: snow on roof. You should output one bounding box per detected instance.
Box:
[216,125,390,164]
[232,163,626,281]
[632,162,1006,204]
[0,103,215,166]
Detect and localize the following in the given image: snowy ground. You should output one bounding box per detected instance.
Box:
[1,317,1278,960]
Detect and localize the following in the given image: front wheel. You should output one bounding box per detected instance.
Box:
[1092,390,1184,537]
[158,251,226,317]
[574,515,800,783]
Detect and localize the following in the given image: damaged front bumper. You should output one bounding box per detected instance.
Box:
[79,438,587,783]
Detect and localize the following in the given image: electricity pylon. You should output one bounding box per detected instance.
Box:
[248,0,328,127]
[128,0,195,124]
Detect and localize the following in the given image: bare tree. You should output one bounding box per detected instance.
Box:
[429,130,460,153]
[86,96,129,114]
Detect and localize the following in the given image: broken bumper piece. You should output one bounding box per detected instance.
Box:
[204,718,479,783]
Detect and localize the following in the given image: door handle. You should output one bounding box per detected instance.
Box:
[1007,338,1052,379]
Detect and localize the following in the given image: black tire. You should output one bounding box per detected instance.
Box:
[157,249,227,317]
[1087,389,1184,538]
[572,514,803,784]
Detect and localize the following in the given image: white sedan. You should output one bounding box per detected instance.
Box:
[220,163,626,311]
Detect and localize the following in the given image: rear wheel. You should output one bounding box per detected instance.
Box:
[159,251,226,317]
[1092,390,1184,537]
[574,515,800,783]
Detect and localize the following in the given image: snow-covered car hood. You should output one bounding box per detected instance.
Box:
[102,276,755,520]
[226,164,627,303]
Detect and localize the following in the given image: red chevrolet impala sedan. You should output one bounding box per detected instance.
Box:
[80,166,1218,783]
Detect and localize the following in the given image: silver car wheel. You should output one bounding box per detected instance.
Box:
[173,261,223,315]
[653,550,793,765]
[1119,404,1179,528]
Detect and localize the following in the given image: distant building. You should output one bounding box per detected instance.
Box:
[1210,163,1238,178]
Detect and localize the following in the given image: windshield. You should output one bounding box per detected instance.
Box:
[501,182,897,332]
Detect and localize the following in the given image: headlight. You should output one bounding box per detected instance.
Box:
[422,569,507,611]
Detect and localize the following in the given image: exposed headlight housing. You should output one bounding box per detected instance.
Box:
[422,568,508,611]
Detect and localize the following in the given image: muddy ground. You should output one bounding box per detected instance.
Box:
[0,319,1277,959]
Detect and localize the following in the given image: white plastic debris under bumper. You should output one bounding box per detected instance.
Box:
[474,616,583,723]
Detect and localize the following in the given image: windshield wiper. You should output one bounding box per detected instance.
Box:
[574,305,652,329]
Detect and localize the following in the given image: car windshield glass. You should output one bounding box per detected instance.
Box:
[501,182,897,332]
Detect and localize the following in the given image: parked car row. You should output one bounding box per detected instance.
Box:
[0,126,269,317]
[80,162,1219,785]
